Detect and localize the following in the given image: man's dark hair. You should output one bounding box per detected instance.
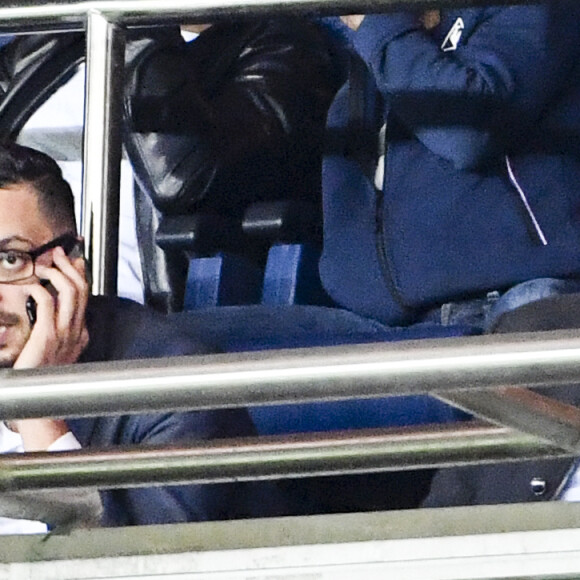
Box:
[0,141,77,233]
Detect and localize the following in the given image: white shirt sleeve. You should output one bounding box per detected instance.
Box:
[0,429,103,534]
[46,431,82,452]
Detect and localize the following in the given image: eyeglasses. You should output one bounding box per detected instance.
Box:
[0,233,83,284]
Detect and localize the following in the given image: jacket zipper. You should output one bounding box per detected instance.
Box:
[373,154,549,318]
[374,145,412,316]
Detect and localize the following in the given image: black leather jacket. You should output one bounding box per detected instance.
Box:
[124,18,346,218]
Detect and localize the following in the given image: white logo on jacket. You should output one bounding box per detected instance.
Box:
[441,18,464,51]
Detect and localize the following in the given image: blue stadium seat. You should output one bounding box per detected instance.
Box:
[261,243,332,306]
[184,253,262,309]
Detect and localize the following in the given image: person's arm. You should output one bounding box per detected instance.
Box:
[0,429,103,532]
[2,246,102,531]
[96,409,262,526]
[12,246,89,450]
[344,4,580,170]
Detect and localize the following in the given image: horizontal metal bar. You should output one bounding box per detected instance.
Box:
[0,0,532,32]
[2,330,580,420]
[0,422,567,491]
[0,0,409,31]
[436,388,580,453]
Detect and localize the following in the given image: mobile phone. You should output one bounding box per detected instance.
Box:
[26,296,37,326]
[25,280,55,327]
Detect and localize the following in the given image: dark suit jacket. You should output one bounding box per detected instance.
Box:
[68,295,281,526]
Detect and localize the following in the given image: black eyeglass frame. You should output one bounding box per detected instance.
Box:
[0,233,84,284]
[27,233,83,261]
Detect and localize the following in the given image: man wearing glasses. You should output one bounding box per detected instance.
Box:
[0,232,87,373]
[0,141,274,533]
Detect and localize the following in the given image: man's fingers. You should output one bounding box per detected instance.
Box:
[25,282,56,330]
[34,262,77,332]
[31,250,90,364]
[35,249,88,335]
[56,251,90,336]
[14,247,90,369]
[53,247,87,291]
[12,283,57,369]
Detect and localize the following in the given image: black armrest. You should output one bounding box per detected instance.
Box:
[242,200,321,244]
[156,214,244,256]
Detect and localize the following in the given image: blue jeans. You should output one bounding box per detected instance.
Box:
[423,277,580,332]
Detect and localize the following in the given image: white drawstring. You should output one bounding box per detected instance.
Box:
[505,155,548,246]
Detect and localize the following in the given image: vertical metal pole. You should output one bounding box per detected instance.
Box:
[81,10,126,296]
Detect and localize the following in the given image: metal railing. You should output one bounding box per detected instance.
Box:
[1,330,580,489]
[0,0,452,31]
[0,0,579,493]
[0,423,567,491]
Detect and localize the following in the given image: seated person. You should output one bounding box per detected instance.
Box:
[0,141,281,532]
[324,2,580,329]
[335,1,580,507]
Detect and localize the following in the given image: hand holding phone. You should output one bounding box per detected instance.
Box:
[26,295,36,326]
[26,280,55,326]
[14,246,89,369]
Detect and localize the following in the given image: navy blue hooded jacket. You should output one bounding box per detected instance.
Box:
[320,3,580,325]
